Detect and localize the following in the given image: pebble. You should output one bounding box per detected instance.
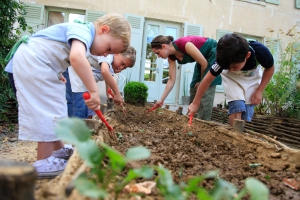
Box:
[270,153,281,158]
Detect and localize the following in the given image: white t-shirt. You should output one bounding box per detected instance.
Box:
[69,54,114,92]
[5,21,95,73]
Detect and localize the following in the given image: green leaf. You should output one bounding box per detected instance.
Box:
[210,178,237,200]
[100,142,126,172]
[245,178,269,200]
[203,170,219,179]
[196,188,214,200]
[125,146,151,161]
[55,118,92,144]
[76,140,102,167]
[124,166,154,182]
[184,176,205,194]
[74,173,107,199]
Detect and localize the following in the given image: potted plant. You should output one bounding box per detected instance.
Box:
[182,70,190,105]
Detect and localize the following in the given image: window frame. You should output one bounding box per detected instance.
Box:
[45,7,85,27]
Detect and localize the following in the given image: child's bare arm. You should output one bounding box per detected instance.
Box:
[101,62,123,105]
[69,39,100,110]
[188,72,215,115]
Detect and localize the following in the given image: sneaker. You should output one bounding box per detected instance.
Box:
[52,144,74,159]
[33,156,67,179]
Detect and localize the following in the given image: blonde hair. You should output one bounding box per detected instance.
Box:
[121,46,136,67]
[94,13,131,53]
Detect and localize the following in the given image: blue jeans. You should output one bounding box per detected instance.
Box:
[63,69,88,118]
[228,100,254,121]
[8,73,17,96]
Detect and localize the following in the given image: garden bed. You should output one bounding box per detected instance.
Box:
[34,103,300,199]
[1,103,300,199]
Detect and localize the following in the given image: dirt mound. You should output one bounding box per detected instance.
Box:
[98,103,299,199]
[1,103,300,199]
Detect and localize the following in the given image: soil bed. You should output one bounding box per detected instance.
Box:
[102,103,300,199]
[0,103,300,199]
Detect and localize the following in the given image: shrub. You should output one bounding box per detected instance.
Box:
[0,1,29,122]
[124,81,148,105]
[262,26,300,118]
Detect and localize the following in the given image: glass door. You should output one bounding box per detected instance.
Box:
[141,20,181,103]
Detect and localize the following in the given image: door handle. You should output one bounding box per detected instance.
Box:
[156,68,159,73]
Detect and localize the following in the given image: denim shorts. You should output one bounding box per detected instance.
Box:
[228,100,255,121]
[64,69,88,118]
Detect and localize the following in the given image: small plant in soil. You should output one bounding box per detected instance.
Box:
[55,118,270,200]
[55,118,153,199]
[123,81,148,105]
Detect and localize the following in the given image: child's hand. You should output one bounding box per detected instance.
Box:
[188,102,198,116]
[154,99,164,108]
[113,93,123,106]
[58,73,67,83]
[84,91,101,110]
[59,76,67,83]
[251,90,263,105]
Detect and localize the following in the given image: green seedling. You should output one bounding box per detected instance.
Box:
[249,163,262,168]
[178,166,184,181]
[55,118,153,200]
[265,174,271,180]
[139,129,145,132]
[187,132,193,137]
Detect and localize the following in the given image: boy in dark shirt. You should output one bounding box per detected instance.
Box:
[188,33,274,126]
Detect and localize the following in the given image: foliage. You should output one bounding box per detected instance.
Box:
[124,81,148,105]
[55,118,153,199]
[55,118,269,200]
[261,26,300,118]
[0,0,29,121]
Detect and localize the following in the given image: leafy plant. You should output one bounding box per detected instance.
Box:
[55,118,269,200]
[124,81,148,105]
[261,26,300,118]
[55,118,153,199]
[0,1,31,122]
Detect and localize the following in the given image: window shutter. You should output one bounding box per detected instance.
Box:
[216,29,233,41]
[184,23,203,36]
[296,0,300,8]
[266,0,280,5]
[216,30,233,92]
[85,10,106,22]
[21,3,45,36]
[264,37,279,70]
[122,14,144,82]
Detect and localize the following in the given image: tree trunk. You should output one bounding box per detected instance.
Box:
[0,160,37,200]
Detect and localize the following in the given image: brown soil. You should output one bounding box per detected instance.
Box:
[1,103,300,199]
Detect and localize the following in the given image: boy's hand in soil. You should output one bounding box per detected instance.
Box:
[113,93,123,106]
[85,91,101,110]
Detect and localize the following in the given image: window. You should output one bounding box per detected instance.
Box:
[46,7,85,27]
